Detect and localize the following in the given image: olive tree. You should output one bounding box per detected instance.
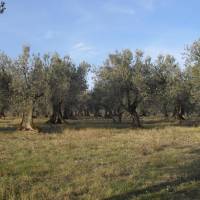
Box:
[0,52,12,118]
[12,46,48,130]
[95,49,152,127]
[48,54,73,123]
[63,61,90,119]
[185,39,200,115]
[151,55,180,117]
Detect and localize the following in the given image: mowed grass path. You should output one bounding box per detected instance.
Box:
[1,119,200,199]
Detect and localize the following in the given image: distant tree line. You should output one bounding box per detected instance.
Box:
[0,39,200,130]
[0,47,90,130]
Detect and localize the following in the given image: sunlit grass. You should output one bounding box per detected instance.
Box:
[1,118,200,199]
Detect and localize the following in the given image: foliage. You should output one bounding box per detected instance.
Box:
[0,1,5,14]
[1,39,200,127]
[0,52,12,115]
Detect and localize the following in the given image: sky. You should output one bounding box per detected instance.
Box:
[1,0,200,86]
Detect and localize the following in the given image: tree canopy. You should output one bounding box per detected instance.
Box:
[0,39,200,129]
[0,1,6,14]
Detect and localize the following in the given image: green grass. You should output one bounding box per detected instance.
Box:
[1,118,200,199]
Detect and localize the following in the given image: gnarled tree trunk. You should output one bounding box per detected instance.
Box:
[0,109,6,119]
[177,105,185,121]
[173,104,185,121]
[112,109,123,123]
[132,110,141,127]
[50,102,63,124]
[118,112,123,123]
[162,103,169,118]
[126,90,141,128]
[63,106,70,119]
[20,100,34,131]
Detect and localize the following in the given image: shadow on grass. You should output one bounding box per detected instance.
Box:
[37,120,134,134]
[38,123,66,134]
[143,118,200,130]
[1,117,200,134]
[0,119,18,133]
[0,126,17,133]
[104,147,200,200]
[37,118,200,134]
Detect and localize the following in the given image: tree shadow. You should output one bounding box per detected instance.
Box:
[104,178,200,200]
[0,118,19,134]
[143,118,200,129]
[104,147,200,200]
[37,117,200,134]
[176,119,200,127]
[38,123,66,134]
[67,120,132,129]
[1,117,198,134]
[0,126,17,133]
[37,120,133,134]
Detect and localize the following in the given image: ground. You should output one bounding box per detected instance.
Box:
[1,118,200,200]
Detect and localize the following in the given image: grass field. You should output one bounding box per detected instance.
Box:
[1,118,200,199]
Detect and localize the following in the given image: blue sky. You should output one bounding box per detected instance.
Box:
[0,0,200,67]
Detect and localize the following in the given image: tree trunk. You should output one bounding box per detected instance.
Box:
[20,100,34,131]
[94,108,100,117]
[164,112,169,118]
[126,90,141,128]
[163,104,168,118]
[0,109,5,119]
[118,113,122,123]
[132,110,141,127]
[85,109,90,117]
[104,109,109,119]
[63,106,70,119]
[172,107,177,118]
[112,111,123,123]
[50,102,63,124]
[177,105,185,121]
[173,104,185,121]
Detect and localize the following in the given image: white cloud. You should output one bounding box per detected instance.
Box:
[139,0,157,10]
[108,6,135,15]
[44,30,59,40]
[70,42,98,71]
[72,42,94,53]
[103,0,163,17]
[138,0,165,11]
[104,2,135,15]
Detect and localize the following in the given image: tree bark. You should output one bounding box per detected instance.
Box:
[0,109,5,119]
[118,112,122,123]
[94,108,101,117]
[85,109,90,117]
[112,110,123,123]
[126,89,141,128]
[177,105,185,121]
[132,110,141,127]
[173,104,185,121]
[163,104,169,118]
[20,100,34,131]
[50,102,63,124]
[63,106,70,119]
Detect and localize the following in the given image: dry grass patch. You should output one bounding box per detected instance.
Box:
[1,119,200,199]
